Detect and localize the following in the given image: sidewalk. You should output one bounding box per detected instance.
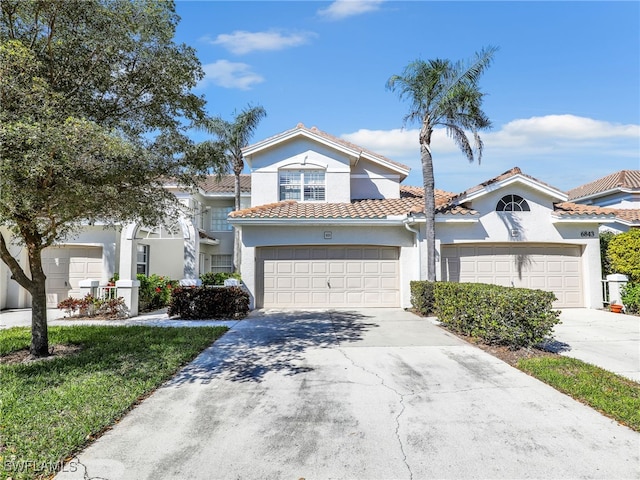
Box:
[0,308,241,329]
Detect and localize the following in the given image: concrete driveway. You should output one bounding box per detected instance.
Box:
[55,308,639,480]
[554,308,640,382]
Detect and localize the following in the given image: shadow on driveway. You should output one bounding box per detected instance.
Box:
[167,310,378,385]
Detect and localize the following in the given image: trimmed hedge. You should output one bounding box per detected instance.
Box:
[411,281,561,349]
[167,286,250,319]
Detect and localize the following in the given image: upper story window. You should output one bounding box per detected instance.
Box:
[279,169,326,202]
[211,206,233,231]
[496,194,530,212]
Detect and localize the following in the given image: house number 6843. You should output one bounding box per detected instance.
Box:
[580,231,596,237]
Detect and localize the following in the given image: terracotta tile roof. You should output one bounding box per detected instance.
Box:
[229,189,476,220]
[200,174,251,193]
[568,170,640,200]
[449,167,563,202]
[553,202,616,217]
[244,123,411,173]
[611,209,640,224]
[553,202,640,225]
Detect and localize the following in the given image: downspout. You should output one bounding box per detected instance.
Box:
[404,216,422,280]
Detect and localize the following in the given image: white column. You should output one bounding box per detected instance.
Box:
[607,273,629,305]
[116,279,140,317]
[179,215,199,281]
[119,223,138,281]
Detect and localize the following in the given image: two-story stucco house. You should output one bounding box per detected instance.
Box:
[230,124,610,310]
[0,176,249,311]
[0,123,618,313]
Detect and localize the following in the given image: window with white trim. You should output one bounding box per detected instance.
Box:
[496,194,530,212]
[211,254,233,273]
[211,206,233,231]
[136,244,149,276]
[279,170,325,201]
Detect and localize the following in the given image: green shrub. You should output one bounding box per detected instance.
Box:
[607,229,640,282]
[137,274,176,312]
[168,286,250,319]
[411,281,561,349]
[410,281,436,316]
[599,231,616,277]
[621,283,640,314]
[200,271,241,286]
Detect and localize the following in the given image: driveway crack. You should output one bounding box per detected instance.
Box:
[69,457,110,480]
[330,313,413,480]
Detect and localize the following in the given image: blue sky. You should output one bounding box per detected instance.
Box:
[174,1,640,194]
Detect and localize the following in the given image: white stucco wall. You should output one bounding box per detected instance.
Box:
[238,223,417,308]
[433,185,603,308]
[350,160,401,200]
[0,225,119,310]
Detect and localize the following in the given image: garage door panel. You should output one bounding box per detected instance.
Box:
[294,263,310,274]
[43,246,103,308]
[441,244,583,308]
[294,277,310,288]
[329,263,345,274]
[346,262,363,274]
[260,246,399,308]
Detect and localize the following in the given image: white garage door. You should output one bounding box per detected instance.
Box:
[259,246,399,308]
[42,246,103,307]
[441,244,583,308]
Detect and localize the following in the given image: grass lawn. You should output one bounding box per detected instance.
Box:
[0,325,228,480]
[518,356,640,432]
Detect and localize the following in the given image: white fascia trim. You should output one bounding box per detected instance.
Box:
[201,192,251,198]
[570,188,635,203]
[406,215,480,223]
[551,215,616,224]
[460,175,567,203]
[244,129,410,177]
[435,216,480,223]
[244,129,356,159]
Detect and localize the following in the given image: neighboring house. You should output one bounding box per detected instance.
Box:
[230,124,610,310]
[568,170,640,233]
[0,123,621,312]
[0,175,250,310]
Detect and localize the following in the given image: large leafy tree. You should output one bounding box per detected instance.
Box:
[199,105,267,272]
[387,46,498,281]
[0,0,210,357]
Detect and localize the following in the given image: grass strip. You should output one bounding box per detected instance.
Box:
[518,356,640,431]
[0,325,228,480]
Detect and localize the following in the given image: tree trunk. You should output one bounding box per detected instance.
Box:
[0,232,49,357]
[233,171,242,273]
[421,143,437,282]
[27,245,49,357]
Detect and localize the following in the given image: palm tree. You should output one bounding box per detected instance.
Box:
[387,46,498,281]
[201,105,267,272]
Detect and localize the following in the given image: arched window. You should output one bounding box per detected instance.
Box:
[496,194,530,212]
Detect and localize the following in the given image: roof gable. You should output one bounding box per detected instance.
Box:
[449,167,568,204]
[242,123,410,179]
[568,170,640,201]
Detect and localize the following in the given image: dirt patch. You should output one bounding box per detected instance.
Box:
[0,344,83,365]
[438,326,559,366]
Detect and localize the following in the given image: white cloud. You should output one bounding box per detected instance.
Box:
[202,30,316,55]
[497,114,639,141]
[317,0,384,20]
[200,60,264,90]
[342,127,458,159]
[342,115,640,192]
